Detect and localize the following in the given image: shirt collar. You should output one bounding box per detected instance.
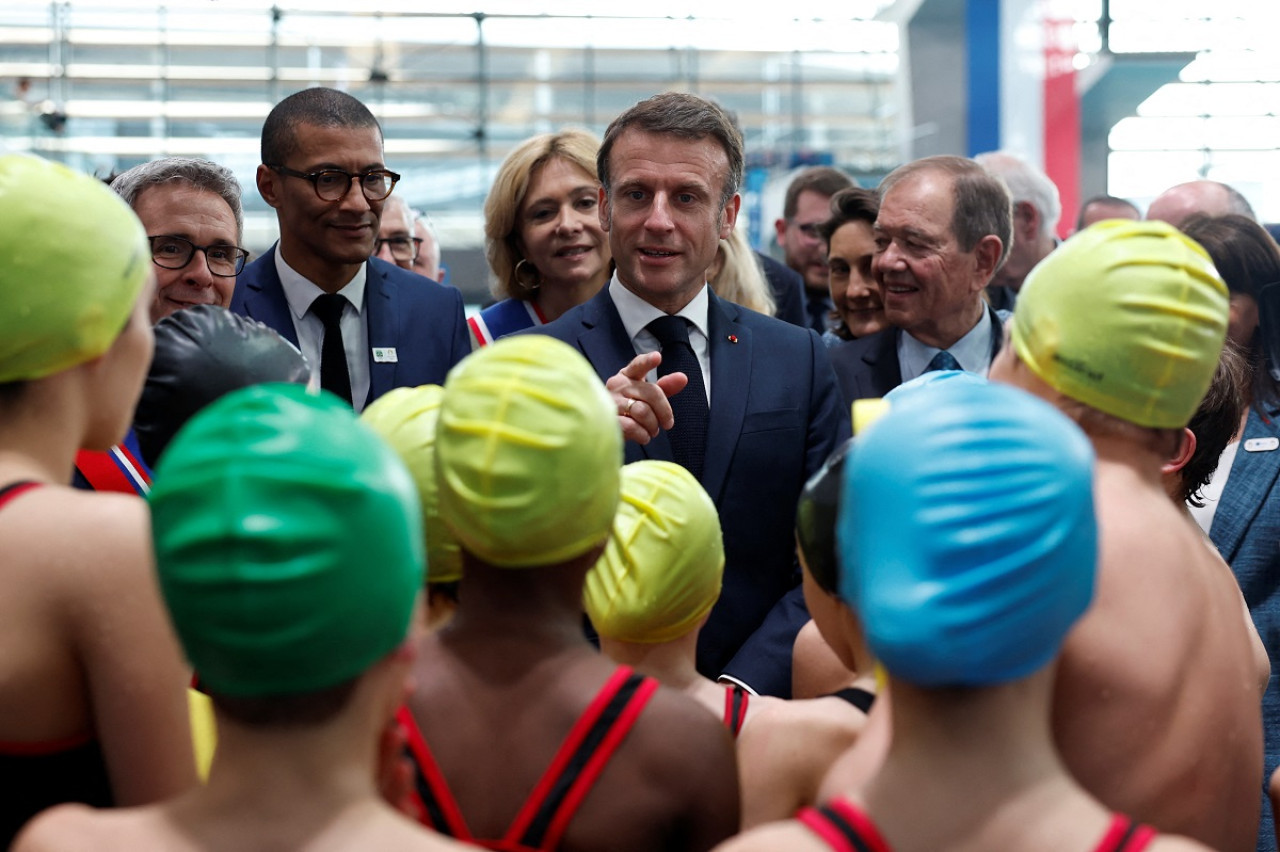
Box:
[898,305,995,380]
[610,275,710,344]
[275,244,368,320]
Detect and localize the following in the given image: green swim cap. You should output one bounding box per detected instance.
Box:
[361,385,462,584]
[436,335,621,568]
[0,154,150,382]
[1011,219,1228,428]
[585,460,724,644]
[149,383,424,697]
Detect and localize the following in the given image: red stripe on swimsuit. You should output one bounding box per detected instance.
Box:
[398,665,658,852]
[722,685,750,738]
[799,798,1158,852]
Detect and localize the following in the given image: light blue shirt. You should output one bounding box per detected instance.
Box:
[275,246,371,411]
[897,306,997,383]
[610,276,712,404]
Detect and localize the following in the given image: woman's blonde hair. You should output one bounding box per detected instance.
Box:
[483,129,601,301]
[710,224,776,317]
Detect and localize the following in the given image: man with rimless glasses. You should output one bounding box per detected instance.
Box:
[232,87,469,411]
[112,157,248,323]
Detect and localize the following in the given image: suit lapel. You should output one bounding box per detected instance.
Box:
[575,289,674,463]
[240,247,299,347]
[703,295,749,503]
[862,328,902,398]
[1211,407,1280,562]
[364,261,396,404]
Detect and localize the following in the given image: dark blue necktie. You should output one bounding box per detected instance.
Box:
[310,293,353,405]
[648,315,709,480]
[925,349,961,373]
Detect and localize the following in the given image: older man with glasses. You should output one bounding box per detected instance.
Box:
[373,194,424,273]
[232,86,469,411]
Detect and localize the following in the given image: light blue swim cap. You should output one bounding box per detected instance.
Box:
[883,368,988,405]
[838,380,1097,687]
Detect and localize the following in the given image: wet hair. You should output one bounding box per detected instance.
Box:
[210,677,359,728]
[260,87,381,167]
[484,129,601,301]
[879,155,1013,269]
[598,91,743,210]
[111,157,244,241]
[783,167,855,221]
[1181,338,1249,506]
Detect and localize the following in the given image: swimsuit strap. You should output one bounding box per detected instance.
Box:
[396,704,474,841]
[797,797,894,852]
[828,686,877,714]
[723,685,750,738]
[73,439,151,496]
[0,480,41,509]
[397,666,658,852]
[507,666,658,851]
[1094,814,1157,852]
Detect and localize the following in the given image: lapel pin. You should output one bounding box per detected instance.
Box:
[727,334,738,344]
[372,347,398,364]
[1244,437,1279,453]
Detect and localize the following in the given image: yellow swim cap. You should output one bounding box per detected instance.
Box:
[1010,219,1228,428]
[436,335,622,568]
[585,460,724,644]
[0,154,150,382]
[361,385,463,584]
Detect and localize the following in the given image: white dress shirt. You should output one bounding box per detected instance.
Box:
[610,276,712,404]
[275,247,371,411]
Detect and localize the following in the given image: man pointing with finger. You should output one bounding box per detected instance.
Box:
[533,91,848,697]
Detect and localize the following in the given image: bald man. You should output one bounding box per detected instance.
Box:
[1146,180,1255,228]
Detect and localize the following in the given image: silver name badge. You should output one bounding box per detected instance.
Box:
[372,347,398,363]
[1244,437,1280,453]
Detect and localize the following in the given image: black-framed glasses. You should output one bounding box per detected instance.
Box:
[148,235,249,277]
[792,221,822,240]
[374,236,423,262]
[267,164,400,202]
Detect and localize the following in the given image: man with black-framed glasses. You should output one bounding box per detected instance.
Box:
[774,167,855,335]
[232,86,469,412]
[112,157,247,324]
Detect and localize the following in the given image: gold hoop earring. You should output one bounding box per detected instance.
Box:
[514,258,542,292]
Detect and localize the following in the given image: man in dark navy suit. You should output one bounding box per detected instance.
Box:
[830,155,1011,408]
[231,87,468,411]
[533,91,848,698]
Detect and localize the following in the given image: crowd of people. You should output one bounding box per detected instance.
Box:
[1,81,1278,852]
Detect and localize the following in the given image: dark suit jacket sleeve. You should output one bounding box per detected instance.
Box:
[719,328,850,697]
[756,251,807,329]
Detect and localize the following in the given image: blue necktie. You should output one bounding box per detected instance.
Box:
[648,315,709,480]
[925,350,961,373]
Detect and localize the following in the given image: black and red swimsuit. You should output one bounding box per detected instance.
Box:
[0,481,114,847]
[798,797,1158,852]
[722,685,750,739]
[397,665,658,852]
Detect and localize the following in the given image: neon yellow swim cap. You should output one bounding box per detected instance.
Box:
[0,154,150,382]
[436,335,621,568]
[585,460,724,644]
[361,385,462,584]
[150,383,424,697]
[1010,219,1228,428]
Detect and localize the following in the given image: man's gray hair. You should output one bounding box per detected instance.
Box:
[974,151,1061,239]
[111,157,244,241]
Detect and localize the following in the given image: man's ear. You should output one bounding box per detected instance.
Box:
[1161,427,1197,477]
[597,185,611,233]
[775,216,788,245]
[719,194,741,240]
[972,233,1004,286]
[257,164,282,211]
[1015,200,1041,241]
